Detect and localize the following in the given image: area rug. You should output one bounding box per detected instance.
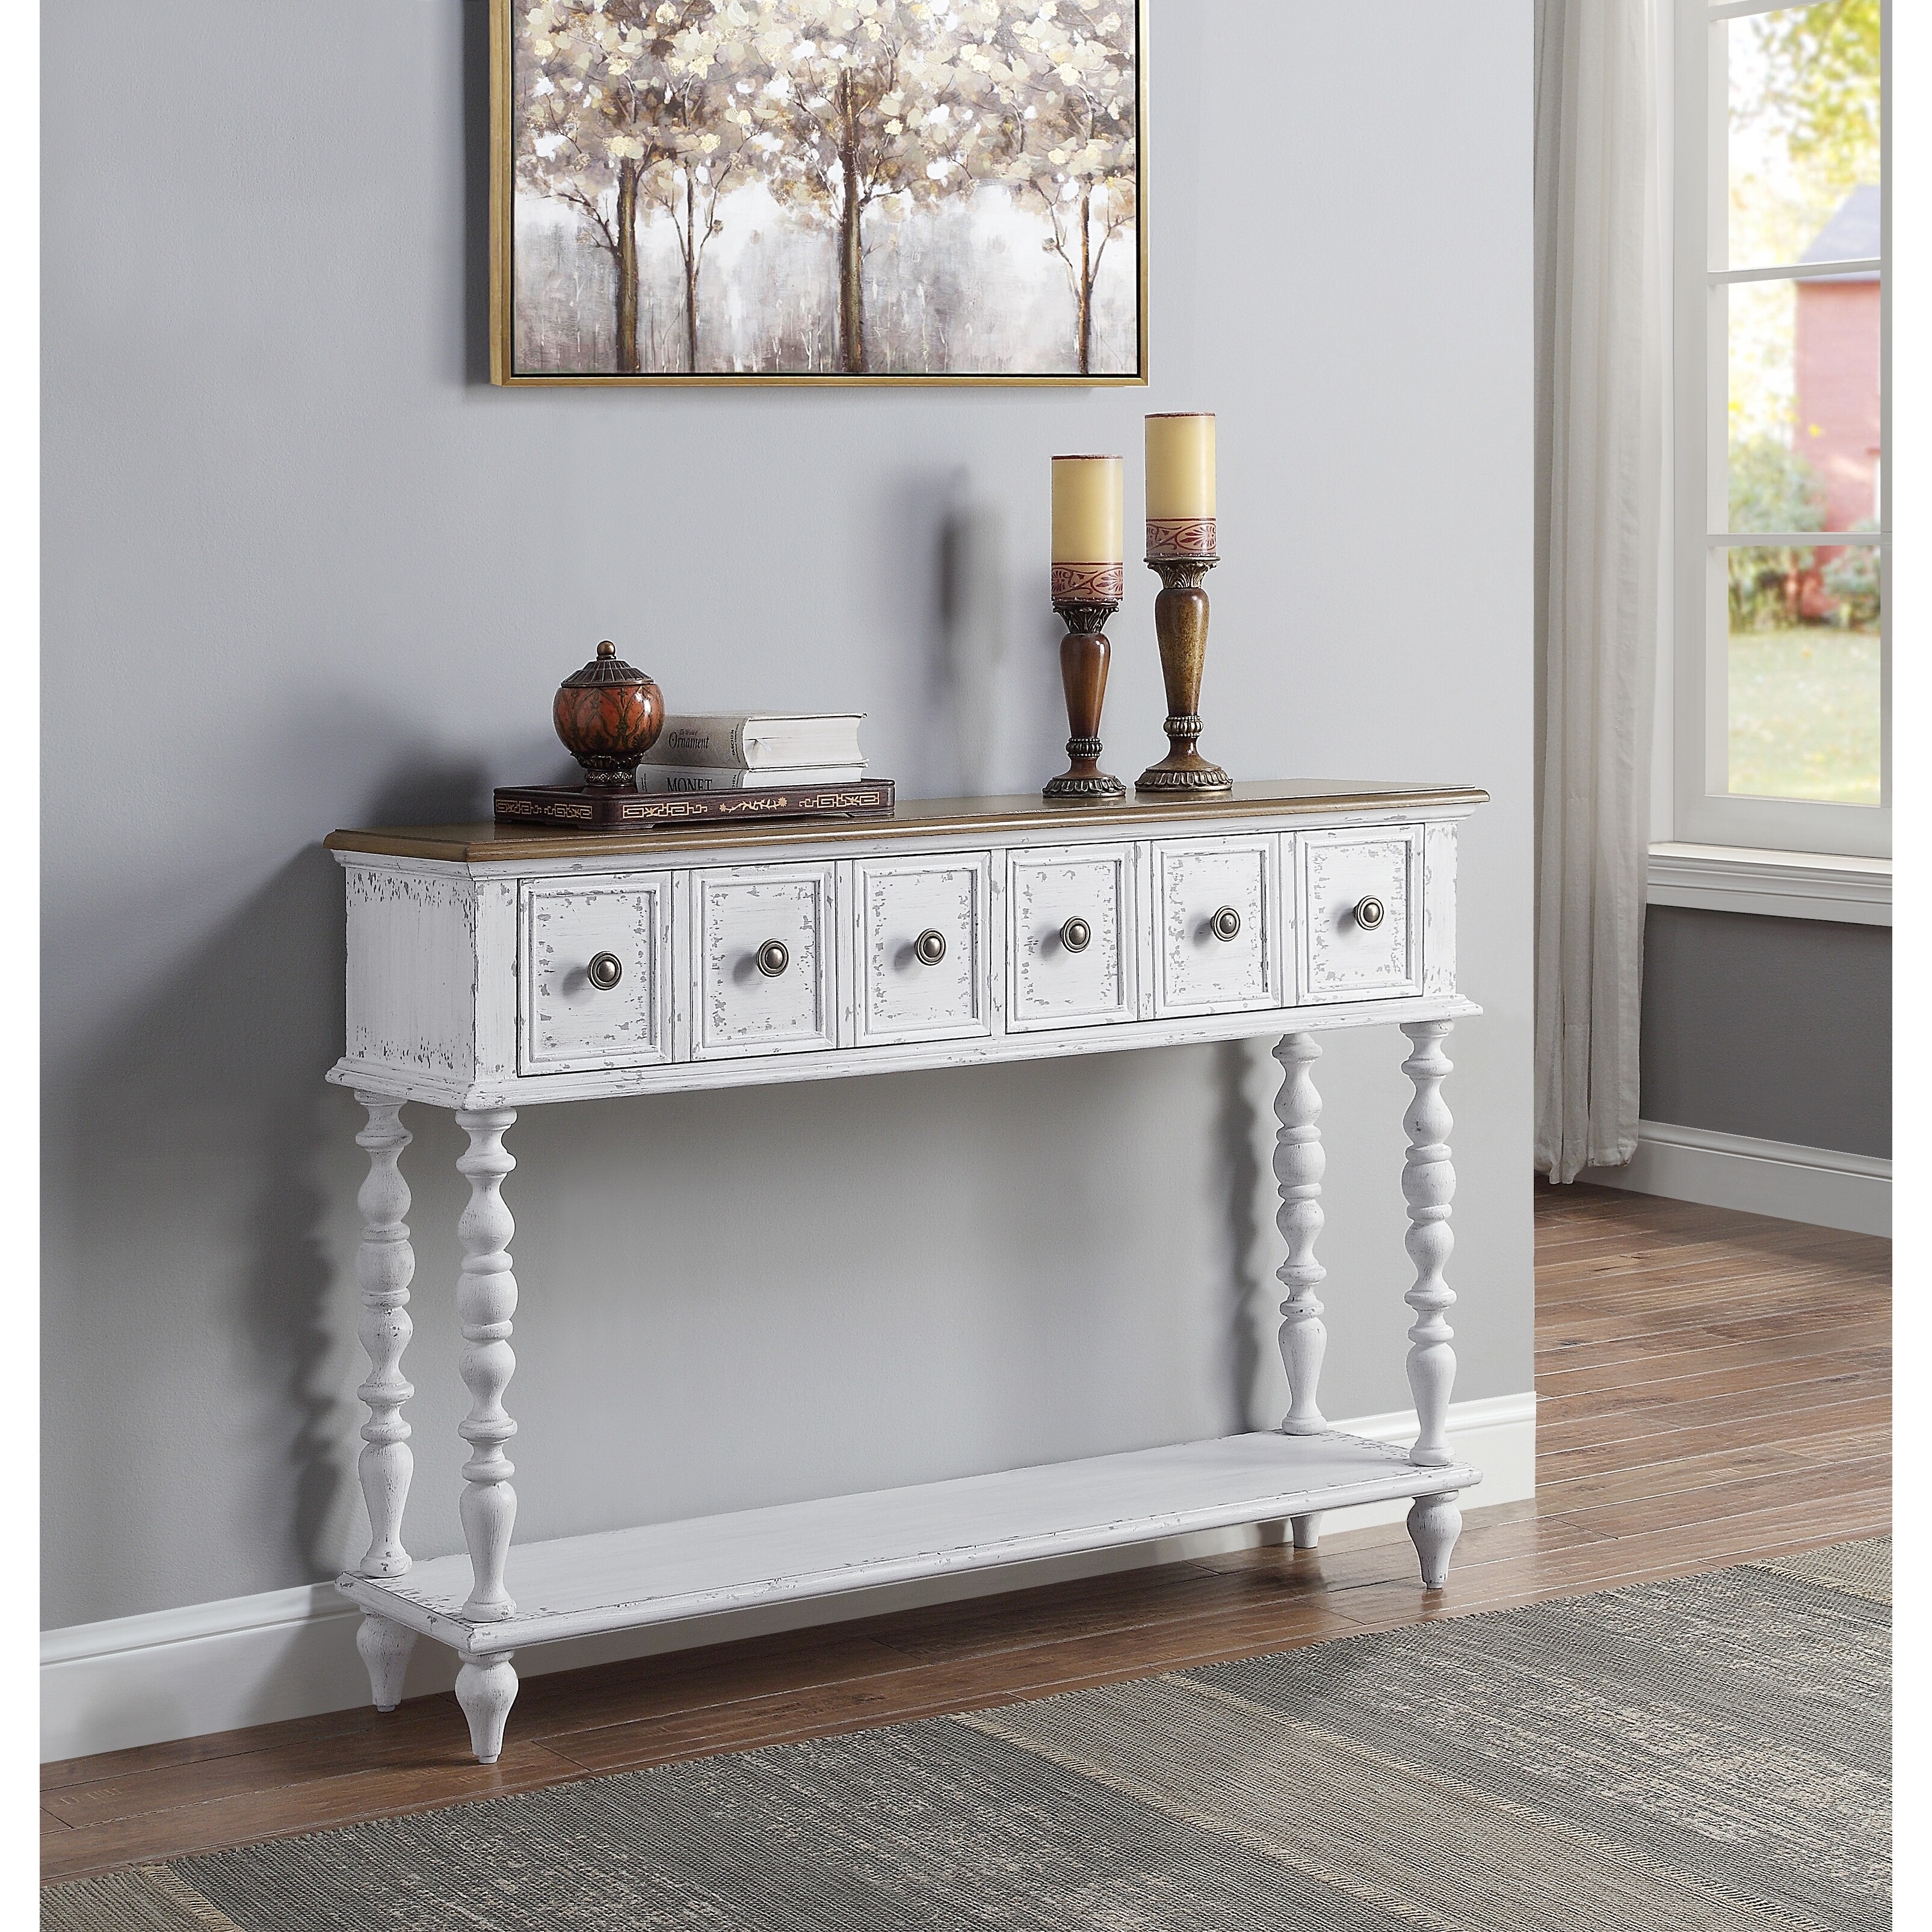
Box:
[45,1539,1890,1932]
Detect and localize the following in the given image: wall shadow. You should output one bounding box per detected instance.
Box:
[1216,1039,1266,1430]
[60,848,351,1589]
[877,466,1015,800]
[52,748,505,1602]
[363,755,499,828]
[933,482,1011,797]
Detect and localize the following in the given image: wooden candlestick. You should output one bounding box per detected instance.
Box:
[1137,556,1231,795]
[1048,453,1127,803]
[1051,587,1128,800]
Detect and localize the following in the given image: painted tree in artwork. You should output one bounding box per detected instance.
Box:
[754,0,992,373]
[632,2,771,371]
[507,0,1146,376]
[516,1,671,371]
[989,1,1137,375]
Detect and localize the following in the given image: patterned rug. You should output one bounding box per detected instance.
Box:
[45,1539,1890,1932]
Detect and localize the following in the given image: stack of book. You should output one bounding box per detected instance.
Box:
[638,712,868,792]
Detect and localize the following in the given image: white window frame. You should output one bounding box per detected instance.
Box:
[1667,0,1890,864]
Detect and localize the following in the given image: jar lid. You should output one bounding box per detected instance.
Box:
[561,639,652,687]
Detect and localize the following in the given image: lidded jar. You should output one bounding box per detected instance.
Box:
[552,640,665,788]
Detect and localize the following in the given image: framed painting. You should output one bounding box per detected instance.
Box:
[490,1,1147,386]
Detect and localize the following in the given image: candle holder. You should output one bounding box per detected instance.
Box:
[1137,552,1232,795]
[1044,564,1127,800]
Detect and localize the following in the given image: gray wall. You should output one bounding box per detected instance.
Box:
[1641,909,1890,1158]
[42,0,1534,1629]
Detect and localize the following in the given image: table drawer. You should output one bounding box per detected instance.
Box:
[1152,835,1283,1017]
[856,853,993,1046]
[1007,842,1138,1032]
[1297,825,1422,1002]
[519,876,672,1075]
[692,861,838,1060]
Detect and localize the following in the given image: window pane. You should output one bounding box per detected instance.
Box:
[1725,0,1880,272]
[1726,545,1880,803]
[1726,271,1880,533]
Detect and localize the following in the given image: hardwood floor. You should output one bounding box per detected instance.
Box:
[42,1182,1891,1884]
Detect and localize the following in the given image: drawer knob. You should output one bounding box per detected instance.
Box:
[915,928,948,966]
[1059,916,1091,954]
[586,951,623,991]
[756,938,791,978]
[1209,906,1242,942]
[1354,895,1386,931]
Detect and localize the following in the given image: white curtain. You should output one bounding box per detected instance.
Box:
[1533,0,1665,1183]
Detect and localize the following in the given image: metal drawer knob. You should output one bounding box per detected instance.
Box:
[915,928,947,966]
[1354,896,1386,931]
[586,951,623,991]
[1209,906,1242,942]
[756,939,791,978]
[1059,916,1091,954]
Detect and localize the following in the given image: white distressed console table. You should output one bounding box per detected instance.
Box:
[326,779,1486,1762]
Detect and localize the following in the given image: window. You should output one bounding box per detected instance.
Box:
[1669,0,1887,860]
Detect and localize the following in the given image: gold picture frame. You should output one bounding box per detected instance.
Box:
[489,0,1149,387]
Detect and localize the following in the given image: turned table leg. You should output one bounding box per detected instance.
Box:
[356,1612,418,1712]
[456,1654,519,1766]
[455,1110,520,1629]
[1273,1034,1328,1551]
[1407,1492,1463,1590]
[1400,1022,1461,1588]
[352,1093,419,1708]
[451,1108,520,1759]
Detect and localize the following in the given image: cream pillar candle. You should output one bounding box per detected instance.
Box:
[1144,413,1216,558]
[1051,455,1125,603]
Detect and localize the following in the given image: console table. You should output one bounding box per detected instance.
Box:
[325,779,1485,1763]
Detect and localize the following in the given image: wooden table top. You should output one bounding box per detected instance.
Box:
[325,779,1489,864]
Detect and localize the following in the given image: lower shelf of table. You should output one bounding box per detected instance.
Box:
[339,1429,1481,1659]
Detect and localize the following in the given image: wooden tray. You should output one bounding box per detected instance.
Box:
[495,779,896,830]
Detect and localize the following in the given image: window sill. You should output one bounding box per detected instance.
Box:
[1647,844,1891,927]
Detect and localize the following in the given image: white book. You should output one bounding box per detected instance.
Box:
[648,712,866,771]
[636,764,869,794]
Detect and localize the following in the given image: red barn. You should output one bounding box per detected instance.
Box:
[1794,184,1881,542]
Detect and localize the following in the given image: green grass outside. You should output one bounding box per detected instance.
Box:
[1729,626,1881,805]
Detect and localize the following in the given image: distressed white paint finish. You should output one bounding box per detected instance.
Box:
[51,1397,1529,1762]
[352,1094,415,1581]
[343,1430,1481,1658]
[326,793,1486,1761]
[1006,842,1138,1032]
[1406,1490,1463,1590]
[338,990,1482,1113]
[472,875,522,1088]
[1298,824,1423,1002]
[328,801,1479,1111]
[344,865,477,1078]
[455,1654,518,1765]
[454,1109,519,1622]
[693,861,838,1059]
[1400,1022,1458,1469]
[1422,821,1459,997]
[1273,1034,1327,1436]
[355,1613,417,1712]
[1152,835,1281,1016]
[518,875,671,1074]
[854,852,993,1046]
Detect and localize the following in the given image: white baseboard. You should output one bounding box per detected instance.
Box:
[41,1392,1534,1765]
[1580,1119,1890,1238]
